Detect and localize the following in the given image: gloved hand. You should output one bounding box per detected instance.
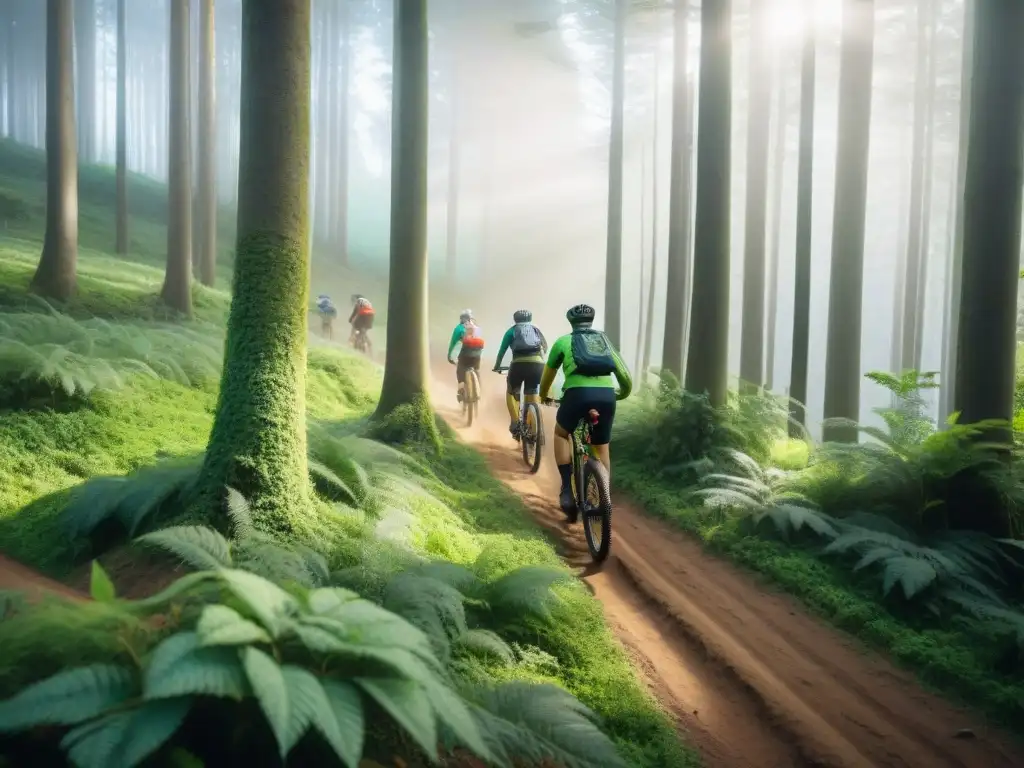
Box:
[447,358,455,365]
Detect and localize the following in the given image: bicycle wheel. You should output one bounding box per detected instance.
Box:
[521,401,543,474]
[465,370,478,427]
[581,457,612,562]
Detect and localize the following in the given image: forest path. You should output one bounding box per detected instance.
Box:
[432,369,1023,768]
[0,554,83,602]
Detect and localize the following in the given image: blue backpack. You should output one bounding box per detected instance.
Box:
[570,328,617,376]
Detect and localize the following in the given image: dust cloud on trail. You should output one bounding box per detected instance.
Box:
[430,370,1023,768]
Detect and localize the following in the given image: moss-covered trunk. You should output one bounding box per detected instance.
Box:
[373,0,432,432]
[787,0,816,436]
[684,0,732,408]
[196,0,311,534]
[822,0,874,443]
[31,0,78,302]
[196,0,217,287]
[161,0,193,315]
[114,0,127,255]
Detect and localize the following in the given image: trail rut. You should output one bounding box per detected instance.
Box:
[434,372,1023,768]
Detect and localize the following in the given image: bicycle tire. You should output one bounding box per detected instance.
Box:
[581,457,612,562]
[465,370,479,427]
[521,401,543,474]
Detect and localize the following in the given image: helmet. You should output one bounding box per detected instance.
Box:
[513,309,532,323]
[350,293,364,303]
[459,309,473,323]
[317,294,329,301]
[566,304,596,326]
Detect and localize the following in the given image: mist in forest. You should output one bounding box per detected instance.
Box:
[0,0,978,437]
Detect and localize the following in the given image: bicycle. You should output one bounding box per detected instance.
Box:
[450,359,481,427]
[544,397,612,562]
[495,366,544,474]
[352,327,372,356]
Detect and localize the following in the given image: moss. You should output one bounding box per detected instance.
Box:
[367,395,441,449]
[194,232,311,536]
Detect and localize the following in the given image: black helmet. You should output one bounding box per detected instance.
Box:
[513,309,532,323]
[566,304,596,326]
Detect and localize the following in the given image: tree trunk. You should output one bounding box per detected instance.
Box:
[75,0,96,163]
[739,0,771,391]
[31,0,78,301]
[661,0,692,380]
[641,45,662,383]
[899,0,933,372]
[765,55,787,392]
[788,0,816,436]
[684,0,732,407]
[603,0,627,346]
[912,17,938,371]
[162,0,192,315]
[953,0,1024,433]
[374,0,431,422]
[822,0,874,442]
[445,53,460,281]
[197,0,312,533]
[115,0,128,254]
[196,0,216,287]
[636,143,648,374]
[334,0,350,264]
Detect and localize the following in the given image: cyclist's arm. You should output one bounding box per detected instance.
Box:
[611,347,633,401]
[493,327,513,369]
[348,306,357,323]
[446,325,464,359]
[536,326,549,354]
[539,340,565,400]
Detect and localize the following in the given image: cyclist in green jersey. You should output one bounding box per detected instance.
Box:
[447,309,485,403]
[539,304,632,515]
[492,309,548,440]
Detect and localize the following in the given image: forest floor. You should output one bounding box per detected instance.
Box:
[431,370,1024,768]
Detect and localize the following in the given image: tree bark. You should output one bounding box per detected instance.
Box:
[953,0,1024,432]
[161,0,193,315]
[197,0,312,533]
[822,0,874,442]
[636,143,648,374]
[334,0,350,263]
[374,0,431,420]
[196,0,217,287]
[912,12,938,371]
[603,0,627,347]
[31,0,78,302]
[684,0,732,407]
[445,56,460,281]
[661,0,692,380]
[787,0,815,435]
[642,44,662,383]
[765,54,787,392]
[75,0,96,163]
[115,0,128,254]
[739,0,771,391]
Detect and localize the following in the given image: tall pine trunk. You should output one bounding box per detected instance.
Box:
[765,56,787,391]
[603,0,627,346]
[196,0,217,287]
[912,16,938,371]
[661,0,692,379]
[822,0,875,442]
[445,53,460,280]
[197,0,312,532]
[334,0,350,263]
[684,0,732,407]
[75,0,96,163]
[115,0,128,254]
[739,0,771,391]
[788,0,816,435]
[161,0,192,315]
[374,0,432,424]
[641,44,662,383]
[32,0,78,301]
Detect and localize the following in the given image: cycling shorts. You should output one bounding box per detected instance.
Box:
[555,386,616,445]
[352,314,374,331]
[456,351,481,383]
[506,361,544,396]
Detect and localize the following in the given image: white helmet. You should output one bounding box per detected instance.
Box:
[459,309,473,323]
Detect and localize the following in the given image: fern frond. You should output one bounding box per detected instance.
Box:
[136,526,233,571]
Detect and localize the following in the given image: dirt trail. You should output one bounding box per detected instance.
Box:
[0,554,83,602]
[433,371,1023,768]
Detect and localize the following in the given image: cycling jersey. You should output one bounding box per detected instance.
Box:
[448,321,485,358]
[348,300,374,324]
[540,333,633,399]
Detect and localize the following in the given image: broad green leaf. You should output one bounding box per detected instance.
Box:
[61,698,191,768]
[0,665,134,731]
[306,587,361,616]
[280,667,356,766]
[90,561,116,603]
[197,604,271,647]
[217,569,297,637]
[131,571,218,610]
[422,680,492,762]
[356,678,437,760]
[240,647,290,756]
[145,633,247,701]
[321,680,364,768]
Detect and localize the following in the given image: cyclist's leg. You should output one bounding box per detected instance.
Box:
[506,363,524,434]
[456,353,468,400]
[586,390,617,477]
[554,388,585,513]
[520,362,544,437]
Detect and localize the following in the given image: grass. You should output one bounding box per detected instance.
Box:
[0,140,696,767]
[614,378,1024,735]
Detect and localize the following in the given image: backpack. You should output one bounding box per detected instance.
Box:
[570,328,617,376]
[511,322,542,355]
[462,322,485,350]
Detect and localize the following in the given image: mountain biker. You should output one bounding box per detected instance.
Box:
[492,309,548,440]
[447,309,485,403]
[539,303,633,519]
[316,294,338,338]
[349,294,375,347]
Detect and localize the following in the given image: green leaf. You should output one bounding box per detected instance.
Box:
[240,647,290,756]
[90,561,116,603]
[144,632,248,701]
[280,667,358,766]
[321,680,364,768]
[882,556,937,599]
[137,526,232,571]
[61,698,191,768]
[423,679,492,762]
[356,678,437,760]
[306,587,361,616]
[0,665,135,731]
[196,604,271,647]
[217,569,297,637]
